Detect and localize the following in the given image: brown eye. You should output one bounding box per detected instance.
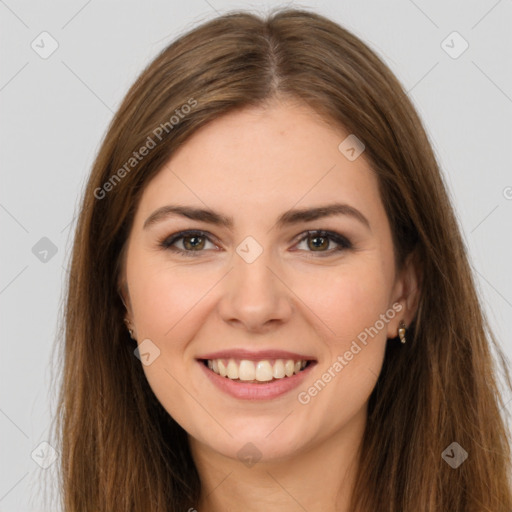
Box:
[181,234,206,251]
[294,230,352,256]
[159,230,217,257]
[307,234,330,251]
[159,229,352,258]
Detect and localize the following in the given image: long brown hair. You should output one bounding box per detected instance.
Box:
[49,7,512,511]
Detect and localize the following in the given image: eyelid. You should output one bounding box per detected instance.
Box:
[291,230,352,257]
[158,229,352,257]
[157,229,220,255]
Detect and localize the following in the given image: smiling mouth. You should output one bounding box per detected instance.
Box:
[200,358,316,383]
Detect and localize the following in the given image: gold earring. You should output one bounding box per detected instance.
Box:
[398,320,407,344]
[124,318,135,339]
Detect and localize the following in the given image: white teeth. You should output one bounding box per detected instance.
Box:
[205,358,310,381]
[226,359,238,379]
[238,360,256,381]
[218,360,227,377]
[273,359,285,378]
[255,361,273,381]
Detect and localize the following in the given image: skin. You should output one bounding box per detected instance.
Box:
[119,96,420,512]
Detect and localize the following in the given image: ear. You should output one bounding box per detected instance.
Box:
[116,241,137,338]
[386,249,422,339]
[118,276,133,319]
[117,242,133,316]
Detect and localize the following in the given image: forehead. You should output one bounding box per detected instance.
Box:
[134,100,384,230]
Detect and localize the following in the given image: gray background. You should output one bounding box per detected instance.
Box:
[1,0,511,509]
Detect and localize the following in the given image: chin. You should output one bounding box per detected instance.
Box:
[200,422,310,463]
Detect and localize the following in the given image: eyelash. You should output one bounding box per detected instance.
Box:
[157,229,352,258]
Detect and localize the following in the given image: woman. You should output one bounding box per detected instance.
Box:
[52,7,512,511]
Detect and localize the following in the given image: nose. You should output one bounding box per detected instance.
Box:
[217,247,293,333]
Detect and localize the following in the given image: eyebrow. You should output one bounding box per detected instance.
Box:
[143,202,371,231]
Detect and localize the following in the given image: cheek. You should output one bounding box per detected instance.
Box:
[292,261,391,401]
[126,258,211,428]
[127,256,211,341]
[275,265,392,441]
[294,261,392,348]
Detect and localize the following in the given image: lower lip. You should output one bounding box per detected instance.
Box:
[197,360,316,400]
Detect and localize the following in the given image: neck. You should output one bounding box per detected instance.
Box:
[189,406,366,512]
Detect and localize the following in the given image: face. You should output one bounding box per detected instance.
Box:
[120,98,416,463]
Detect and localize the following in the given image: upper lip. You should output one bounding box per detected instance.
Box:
[197,349,317,361]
